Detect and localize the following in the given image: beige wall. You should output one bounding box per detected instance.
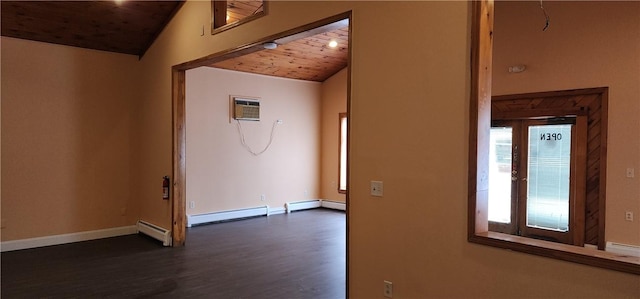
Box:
[320,67,348,202]
[1,37,140,241]
[1,0,638,297]
[493,1,640,246]
[136,1,636,297]
[185,67,321,214]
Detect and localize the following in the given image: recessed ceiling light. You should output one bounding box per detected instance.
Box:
[328,40,338,48]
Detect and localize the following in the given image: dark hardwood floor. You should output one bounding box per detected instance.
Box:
[1,209,346,298]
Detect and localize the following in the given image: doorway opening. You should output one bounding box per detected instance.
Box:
[170,10,352,275]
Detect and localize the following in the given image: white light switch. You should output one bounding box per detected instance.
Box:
[371,181,383,197]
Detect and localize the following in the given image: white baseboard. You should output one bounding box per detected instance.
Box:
[321,200,346,211]
[285,199,346,213]
[187,205,268,227]
[186,200,343,228]
[0,225,137,252]
[267,207,286,215]
[286,200,322,213]
[137,220,171,246]
[606,241,640,258]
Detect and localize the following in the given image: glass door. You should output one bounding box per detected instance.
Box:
[489,118,577,244]
[519,120,575,243]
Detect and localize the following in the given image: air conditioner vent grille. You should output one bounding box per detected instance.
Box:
[233,98,260,121]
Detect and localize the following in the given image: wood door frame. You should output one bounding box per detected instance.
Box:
[170,10,352,279]
[492,88,605,247]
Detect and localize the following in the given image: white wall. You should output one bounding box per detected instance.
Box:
[185,67,321,214]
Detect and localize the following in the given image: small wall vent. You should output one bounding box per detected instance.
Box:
[232,96,260,121]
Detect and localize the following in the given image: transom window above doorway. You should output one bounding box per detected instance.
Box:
[211,0,267,34]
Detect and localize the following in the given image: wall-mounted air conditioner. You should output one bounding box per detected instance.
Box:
[231,96,260,121]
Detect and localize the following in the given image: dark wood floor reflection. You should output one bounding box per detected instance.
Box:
[1,209,346,298]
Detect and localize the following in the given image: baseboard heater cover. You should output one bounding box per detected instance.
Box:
[267,207,286,215]
[187,206,268,227]
[606,241,640,258]
[137,220,172,246]
[286,200,322,213]
[321,200,346,211]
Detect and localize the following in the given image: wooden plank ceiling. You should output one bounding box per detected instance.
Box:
[0,1,183,56]
[226,0,264,24]
[210,26,349,82]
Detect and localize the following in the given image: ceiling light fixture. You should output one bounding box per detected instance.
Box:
[263,42,278,50]
[328,40,338,48]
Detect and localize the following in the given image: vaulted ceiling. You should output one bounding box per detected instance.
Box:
[1,1,184,56]
[1,1,349,82]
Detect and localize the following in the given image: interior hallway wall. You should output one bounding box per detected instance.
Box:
[1,37,140,241]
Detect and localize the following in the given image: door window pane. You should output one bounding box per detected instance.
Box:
[339,114,347,192]
[526,124,572,232]
[489,127,512,223]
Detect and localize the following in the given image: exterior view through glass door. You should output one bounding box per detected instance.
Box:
[489,118,577,244]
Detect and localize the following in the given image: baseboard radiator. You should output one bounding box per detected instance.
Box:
[187,206,269,227]
[606,241,640,257]
[136,220,172,246]
[286,200,322,213]
[321,200,346,211]
[285,199,346,213]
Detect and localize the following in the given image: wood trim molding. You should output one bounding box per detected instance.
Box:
[172,69,187,246]
[468,0,493,236]
[492,107,587,120]
[473,232,639,274]
[598,91,609,250]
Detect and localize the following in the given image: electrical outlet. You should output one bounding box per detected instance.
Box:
[261,194,266,201]
[626,168,635,178]
[371,181,383,197]
[625,211,634,221]
[383,280,393,298]
[120,208,127,216]
[189,201,195,209]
